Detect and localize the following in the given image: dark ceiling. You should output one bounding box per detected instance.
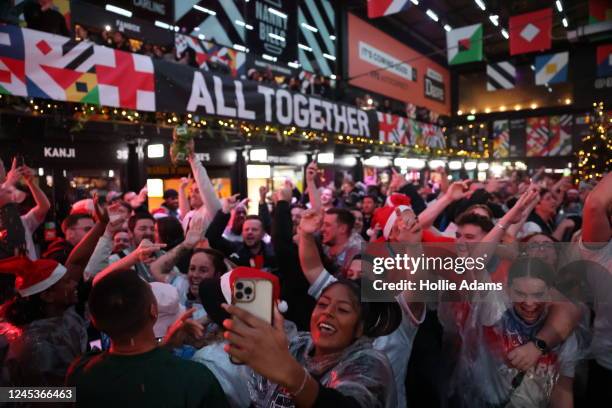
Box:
[346,0,591,69]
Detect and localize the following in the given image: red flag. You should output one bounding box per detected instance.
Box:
[509,8,552,56]
[367,0,411,19]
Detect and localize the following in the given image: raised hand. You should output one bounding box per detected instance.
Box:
[4,159,26,186]
[444,181,469,202]
[222,303,293,385]
[221,193,240,213]
[389,168,407,193]
[306,161,318,185]
[93,193,109,224]
[183,217,207,249]
[259,185,269,203]
[162,308,205,348]
[134,239,166,264]
[505,186,540,225]
[179,176,191,191]
[299,209,323,235]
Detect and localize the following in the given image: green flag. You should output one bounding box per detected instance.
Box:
[446,23,483,65]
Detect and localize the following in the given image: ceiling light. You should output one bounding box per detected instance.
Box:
[457,110,463,115]
[323,53,336,61]
[556,1,563,12]
[330,35,336,40]
[484,107,491,113]
[268,7,287,19]
[198,34,205,40]
[474,0,486,11]
[105,4,132,17]
[301,23,318,32]
[330,74,336,79]
[233,44,248,52]
[298,43,312,52]
[444,24,452,32]
[562,18,568,28]
[193,5,216,16]
[317,153,334,164]
[426,9,439,22]
[104,25,111,31]
[410,0,419,5]
[288,61,300,68]
[499,105,506,111]
[470,108,476,114]
[489,15,499,26]
[262,54,278,62]
[501,29,509,39]
[564,98,572,105]
[268,33,285,42]
[155,20,170,29]
[530,103,538,109]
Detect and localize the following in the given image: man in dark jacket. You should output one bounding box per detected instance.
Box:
[43,214,94,264]
[206,196,277,273]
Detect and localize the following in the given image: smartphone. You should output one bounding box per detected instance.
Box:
[230,278,274,364]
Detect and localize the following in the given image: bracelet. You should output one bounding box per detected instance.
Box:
[288,367,310,397]
[496,223,508,231]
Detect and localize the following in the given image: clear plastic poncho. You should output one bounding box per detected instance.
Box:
[448,290,579,408]
[248,332,396,408]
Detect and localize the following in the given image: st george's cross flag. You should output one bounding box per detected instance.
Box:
[446,24,483,65]
[367,0,411,18]
[95,46,155,111]
[596,44,612,77]
[509,9,552,56]
[535,52,569,85]
[486,61,516,90]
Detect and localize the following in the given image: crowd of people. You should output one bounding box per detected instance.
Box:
[0,149,610,407]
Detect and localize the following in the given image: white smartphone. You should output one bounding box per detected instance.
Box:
[230,278,274,364]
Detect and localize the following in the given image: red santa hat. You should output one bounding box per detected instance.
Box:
[199,267,286,326]
[70,198,94,215]
[370,193,412,240]
[0,256,67,297]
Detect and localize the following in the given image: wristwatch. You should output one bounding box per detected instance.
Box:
[531,337,549,354]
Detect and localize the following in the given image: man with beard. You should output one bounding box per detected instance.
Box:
[320,208,360,276]
[84,211,167,282]
[206,195,276,273]
[360,195,378,240]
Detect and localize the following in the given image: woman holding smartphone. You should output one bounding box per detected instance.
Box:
[222,278,400,408]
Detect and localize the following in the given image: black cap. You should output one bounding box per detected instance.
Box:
[163,189,178,199]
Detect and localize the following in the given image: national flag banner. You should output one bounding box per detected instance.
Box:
[367,0,411,18]
[447,24,483,65]
[95,47,155,111]
[492,120,510,158]
[526,116,550,157]
[175,34,246,78]
[0,25,27,97]
[549,115,573,156]
[596,44,612,77]
[589,0,612,24]
[407,118,424,147]
[509,9,552,56]
[535,51,569,85]
[377,112,408,145]
[423,123,446,149]
[486,61,516,91]
[22,27,101,103]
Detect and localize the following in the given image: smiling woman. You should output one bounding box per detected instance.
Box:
[223,278,401,407]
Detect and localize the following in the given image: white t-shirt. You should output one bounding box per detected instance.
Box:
[21,211,43,260]
[580,239,612,370]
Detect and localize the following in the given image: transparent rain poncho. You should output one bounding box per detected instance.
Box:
[248,332,396,408]
[448,289,580,408]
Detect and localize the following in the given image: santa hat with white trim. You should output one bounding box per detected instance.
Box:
[369,193,412,239]
[199,266,287,326]
[0,256,67,297]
